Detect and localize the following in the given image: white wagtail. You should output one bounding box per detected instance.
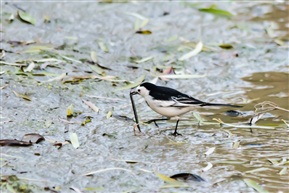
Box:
[130,82,241,135]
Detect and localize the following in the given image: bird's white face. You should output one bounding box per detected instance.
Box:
[135,85,150,97]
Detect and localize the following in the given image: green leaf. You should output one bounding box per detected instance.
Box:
[69,133,80,149]
[243,179,269,193]
[135,30,152,35]
[18,11,36,25]
[117,75,145,90]
[198,8,233,18]
[67,104,74,117]
[219,44,233,49]
[156,172,181,184]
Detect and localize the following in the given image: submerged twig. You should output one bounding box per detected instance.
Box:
[130,92,141,132]
[249,101,289,126]
[212,118,275,129]
[254,101,289,113]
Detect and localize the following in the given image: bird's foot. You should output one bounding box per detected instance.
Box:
[133,124,143,136]
[170,131,182,136]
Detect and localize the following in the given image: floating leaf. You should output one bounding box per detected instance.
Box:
[232,141,240,149]
[0,84,8,90]
[98,41,109,53]
[0,61,24,66]
[24,62,36,72]
[244,168,272,174]
[178,41,203,61]
[8,13,15,22]
[24,45,54,53]
[274,39,285,46]
[243,178,269,193]
[125,12,147,20]
[69,133,80,149]
[0,50,5,59]
[60,55,82,63]
[219,44,233,49]
[67,104,74,117]
[18,11,36,25]
[82,99,99,113]
[198,8,233,18]
[202,162,213,172]
[41,72,67,83]
[134,56,153,64]
[267,158,282,166]
[43,15,51,23]
[13,91,31,101]
[279,167,287,175]
[84,187,104,192]
[90,51,98,63]
[204,147,215,156]
[0,139,32,146]
[125,12,149,30]
[156,172,181,184]
[117,75,145,90]
[106,111,112,119]
[281,119,289,128]
[81,117,91,126]
[136,30,152,35]
[90,65,105,76]
[22,133,45,143]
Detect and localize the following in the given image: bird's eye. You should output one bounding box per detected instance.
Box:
[137,89,140,92]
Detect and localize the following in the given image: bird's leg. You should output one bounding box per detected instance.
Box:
[171,119,182,136]
[145,118,168,127]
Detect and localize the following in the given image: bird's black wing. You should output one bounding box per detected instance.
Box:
[149,85,206,107]
[172,95,205,105]
[147,83,241,108]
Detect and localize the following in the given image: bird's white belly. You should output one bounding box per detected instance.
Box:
[145,98,194,117]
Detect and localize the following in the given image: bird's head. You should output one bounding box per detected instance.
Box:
[130,82,155,97]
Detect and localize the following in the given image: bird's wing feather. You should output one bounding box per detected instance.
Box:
[149,85,205,107]
[171,96,205,106]
[154,100,177,107]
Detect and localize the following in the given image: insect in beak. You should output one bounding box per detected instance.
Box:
[130,89,141,132]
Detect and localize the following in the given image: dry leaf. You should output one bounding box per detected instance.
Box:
[82,99,99,113]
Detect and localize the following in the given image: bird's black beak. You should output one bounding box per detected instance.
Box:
[130,89,138,95]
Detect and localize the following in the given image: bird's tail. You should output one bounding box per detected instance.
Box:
[201,103,242,108]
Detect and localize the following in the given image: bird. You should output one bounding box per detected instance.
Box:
[130,82,241,135]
